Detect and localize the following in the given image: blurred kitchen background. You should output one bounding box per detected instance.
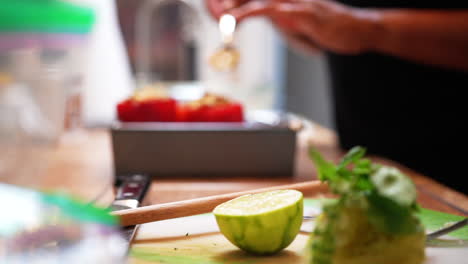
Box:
[82,0,334,129]
[0,0,334,195]
[0,0,334,185]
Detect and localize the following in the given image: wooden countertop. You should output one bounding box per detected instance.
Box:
[38,124,467,217]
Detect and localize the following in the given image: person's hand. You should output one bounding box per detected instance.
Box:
[206,0,320,54]
[276,27,321,55]
[206,0,250,20]
[205,0,379,54]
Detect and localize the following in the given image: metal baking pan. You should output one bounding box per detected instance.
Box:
[111,111,302,177]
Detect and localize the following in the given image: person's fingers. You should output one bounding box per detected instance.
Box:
[206,0,223,19]
[228,1,278,21]
[274,2,325,24]
[275,23,321,54]
[271,2,331,46]
[272,15,303,32]
[230,1,321,23]
[206,0,251,20]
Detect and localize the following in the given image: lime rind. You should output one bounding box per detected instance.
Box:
[371,166,416,207]
[213,190,304,255]
[213,190,303,216]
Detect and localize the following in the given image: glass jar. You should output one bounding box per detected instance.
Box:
[0,0,94,188]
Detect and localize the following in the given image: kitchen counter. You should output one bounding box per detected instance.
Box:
[40,124,467,216]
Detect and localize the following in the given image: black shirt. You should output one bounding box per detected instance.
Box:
[328,1,468,194]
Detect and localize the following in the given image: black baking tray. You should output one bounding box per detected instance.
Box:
[111,111,299,177]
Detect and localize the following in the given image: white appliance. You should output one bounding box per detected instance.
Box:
[68,0,134,127]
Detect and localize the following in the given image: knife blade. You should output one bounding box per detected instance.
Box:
[110,174,151,245]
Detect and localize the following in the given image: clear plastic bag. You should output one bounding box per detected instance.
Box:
[0,184,127,264]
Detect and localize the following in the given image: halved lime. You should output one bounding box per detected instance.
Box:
[213,190,304,255]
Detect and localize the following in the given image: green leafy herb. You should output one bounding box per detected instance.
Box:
[367,191,420,234]
[309,149,337,182]
[336,146,366,170]
[309,146,421,235]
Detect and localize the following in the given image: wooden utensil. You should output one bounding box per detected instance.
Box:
[112,180,328,226]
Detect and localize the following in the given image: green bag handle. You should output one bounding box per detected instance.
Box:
[0,0,95,34]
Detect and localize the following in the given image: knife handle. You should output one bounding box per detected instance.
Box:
[115,174,151,202]
[113,180,329,226]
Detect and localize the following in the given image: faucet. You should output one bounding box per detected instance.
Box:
[135,0,199,86]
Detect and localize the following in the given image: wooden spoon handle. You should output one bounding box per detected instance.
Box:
[112,180,328,226]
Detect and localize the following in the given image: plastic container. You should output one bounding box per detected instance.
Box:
[0,183,126,264]
[0,0,95,187]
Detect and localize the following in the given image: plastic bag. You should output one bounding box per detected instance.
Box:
[0,184,126,264]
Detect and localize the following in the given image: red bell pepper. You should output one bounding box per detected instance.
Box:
[117,91,243,122]
[117,98,177,122]
[177,94,244,122]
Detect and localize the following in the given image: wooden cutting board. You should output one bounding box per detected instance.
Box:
[129,199,468,264]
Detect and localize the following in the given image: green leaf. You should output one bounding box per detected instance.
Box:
[336,146,366,170]
[354,175,374,191]
[417,208,468,239]
[310,147,374,194]
[352,158,372,175]
[367,191,420,234]
[309,148,337,181]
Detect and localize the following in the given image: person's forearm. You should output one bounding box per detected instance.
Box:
[365,9,468,72]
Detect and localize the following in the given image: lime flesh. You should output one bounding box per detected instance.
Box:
[213,190,304,255]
